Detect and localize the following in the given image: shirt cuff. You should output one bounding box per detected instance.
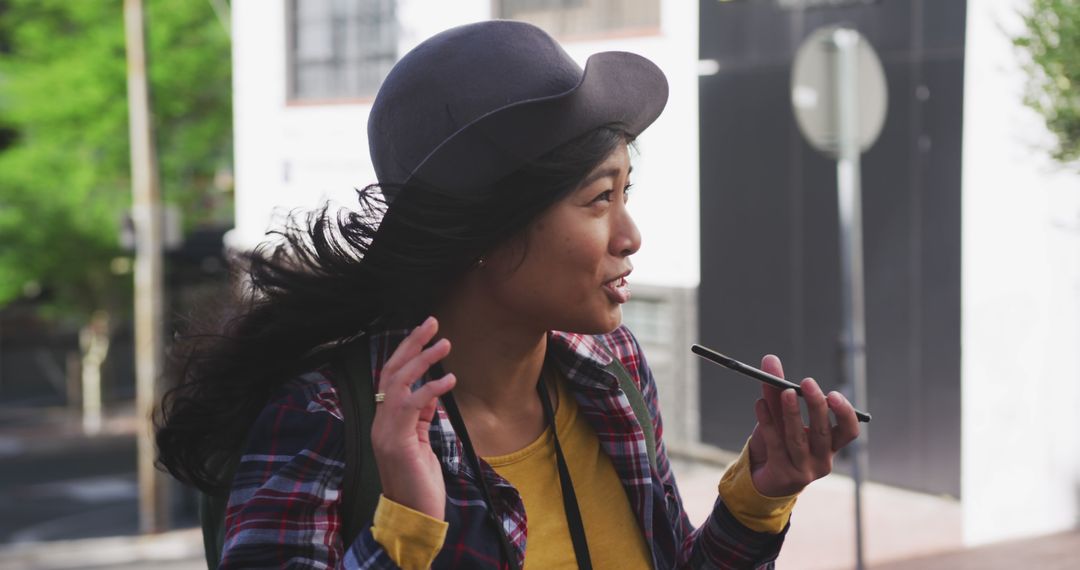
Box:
[717,439,799,534]
[370,495,449,570]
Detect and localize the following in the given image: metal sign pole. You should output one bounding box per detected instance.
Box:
[792,24,883,569]
[124,0,169,534]
[833,28,870,570]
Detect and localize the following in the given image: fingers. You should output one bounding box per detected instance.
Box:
[749,354,863,496]
[802,378,833,461]
[761,355,811,468]
[368,319,454,522]
[406,373,456,410]
[780,388,810,467]
[760,355,785,432]
[390,338,452,399]
[828,391,860,451]
[752,398,786,466]
[382,316,439,379]
[375,317,453,435]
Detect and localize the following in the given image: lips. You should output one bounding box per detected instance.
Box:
[603,272,632,304]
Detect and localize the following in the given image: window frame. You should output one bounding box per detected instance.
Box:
[490,0,662,42]
[284,0,397,106]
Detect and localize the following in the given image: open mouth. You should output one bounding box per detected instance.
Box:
[602,275,631,304]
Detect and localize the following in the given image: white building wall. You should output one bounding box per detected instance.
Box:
[230,0,700,289]
[961,0,1080,546]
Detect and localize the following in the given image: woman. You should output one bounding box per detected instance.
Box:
[156,20,859,569]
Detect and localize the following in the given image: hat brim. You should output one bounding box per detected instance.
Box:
[408,51,669,193]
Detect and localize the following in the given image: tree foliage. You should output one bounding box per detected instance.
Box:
[1015,0,1080,167]
[0,0,232,320]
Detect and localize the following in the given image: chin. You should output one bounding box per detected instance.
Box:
[559,306,623,335]
[599,307,624,333]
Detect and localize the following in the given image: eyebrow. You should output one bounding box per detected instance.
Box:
[580,165,632,188]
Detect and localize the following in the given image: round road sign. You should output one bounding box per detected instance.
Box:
[791,26,887,157]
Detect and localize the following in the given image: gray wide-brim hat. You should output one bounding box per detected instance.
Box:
[367,20,669,195]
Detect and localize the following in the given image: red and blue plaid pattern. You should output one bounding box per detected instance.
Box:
[220,325,786,569]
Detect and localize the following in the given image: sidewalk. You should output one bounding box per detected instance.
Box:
[875,530,1080,570]
[670,443,1077,569]
[0,529,204,570]
[670,447,966,569]
[2,525,1076,570]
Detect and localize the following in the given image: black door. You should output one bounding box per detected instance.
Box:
[697,0,965,497]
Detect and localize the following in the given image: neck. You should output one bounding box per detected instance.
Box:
[434,294,548,415]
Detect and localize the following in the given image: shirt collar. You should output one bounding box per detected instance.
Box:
[547,330,619,391]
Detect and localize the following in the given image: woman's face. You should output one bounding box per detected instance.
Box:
[481,144,640,334]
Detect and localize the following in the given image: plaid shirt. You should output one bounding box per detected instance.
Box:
[220,325,786,569]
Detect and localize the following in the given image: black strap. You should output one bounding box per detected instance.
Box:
[536,370,593,570]
[436,358,593,570]
[439,385,522,570]
[199,454,238,569]
[335,336,382,543]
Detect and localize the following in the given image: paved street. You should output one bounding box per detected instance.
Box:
[0,433,138,543]
[0,405,197,547]
[1,407,135,544]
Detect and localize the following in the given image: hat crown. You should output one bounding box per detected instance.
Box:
[368,21,583,187]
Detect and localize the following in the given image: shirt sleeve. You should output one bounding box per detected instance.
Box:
[717,441,798,534]
[218,382,401,569]
[615,327,788,569]
[371,495,449,570]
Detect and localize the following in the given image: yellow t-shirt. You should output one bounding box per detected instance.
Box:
[370,374,797,570]
[482,371,652,569]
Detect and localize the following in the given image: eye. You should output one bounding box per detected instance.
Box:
[588,182,633,206]
[591,190,615,204]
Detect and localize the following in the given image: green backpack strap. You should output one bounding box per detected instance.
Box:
[600,345,658,474]
[334,335,382,545]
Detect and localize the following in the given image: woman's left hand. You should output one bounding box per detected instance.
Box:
[747,354,860,497]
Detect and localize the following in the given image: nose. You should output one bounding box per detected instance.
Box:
[611,207,641,258]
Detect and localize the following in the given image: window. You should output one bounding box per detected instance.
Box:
[497,0,660,38]
[287,0,397,101]
[622,297,673,347]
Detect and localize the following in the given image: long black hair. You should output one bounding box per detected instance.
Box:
[155,124,632,493]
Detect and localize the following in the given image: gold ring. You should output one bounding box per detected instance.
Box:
[374,393,386,403]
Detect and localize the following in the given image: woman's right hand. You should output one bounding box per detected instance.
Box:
[370,316,457,520]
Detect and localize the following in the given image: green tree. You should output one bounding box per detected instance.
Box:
[0,0,232,410]
[1015,0,1080,167]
